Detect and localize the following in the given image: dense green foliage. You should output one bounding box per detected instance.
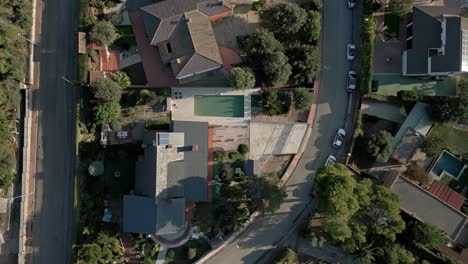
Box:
[237,143,249,155]
[111,71,130,89]
[91,78,122,102]
[429,96,468,125]
[263,52,292,85]
[412,222,449,249]
[246,173,286,213]
[94,101,121,124]
[238,29,283,59]
[77,232,124,264]
[230,67,256,89]
[261,3,307,35]
[421,136,445,157]
[302,10,321,43]
[287,44,320,85]
[386,0,415,16]
[314,164,405,254]
[360,0,374,94]
[260,88,289,115]
[89,20,118,46]
[293,88,313,110]
[0,1,30,188]
[187,247,197,260]
[274,248,298,264]
[364,130,393,162]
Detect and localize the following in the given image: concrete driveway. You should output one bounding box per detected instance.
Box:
[361,99,407,123]
[204,0,353,262]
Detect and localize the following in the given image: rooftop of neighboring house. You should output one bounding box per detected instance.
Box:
[383,172,468,243]
[391,102,433,149]
[404,6,467,75]
[140,0,228,79]
[123,121,209,236]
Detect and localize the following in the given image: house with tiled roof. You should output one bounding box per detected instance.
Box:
[402,6,467,76]
[139,0,231,84]
[123,121,212,238]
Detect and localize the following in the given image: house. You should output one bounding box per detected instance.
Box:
[139,0,231,84]
[382,171,468,245]
[402,6,467,76]
[123,121,210,237]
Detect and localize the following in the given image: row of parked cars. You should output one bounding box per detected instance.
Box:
[325,1,356,166]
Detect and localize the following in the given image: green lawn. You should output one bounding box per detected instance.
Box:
[374,75,457,96]
[104,159,135,198]
[427,123,468,155]
[384,13,399,39]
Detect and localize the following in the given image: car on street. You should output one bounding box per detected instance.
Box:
[347,0,356,8]
[347,44,356,60]
[325,155,337,166]
[347,71,357,92]
[332,128,346,148]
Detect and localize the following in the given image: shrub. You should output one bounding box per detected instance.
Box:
[293,88,313,110]
[274,248,298,264]
[87,48,99,62]
[260,88,289,115]
[166,250,175,262]
[230,67,256,89]
[94,101,121,124]
[260,3,307,35]
[112,71,131,89]
[110,120,122,131]
[421,136,445,157]
[287,44,320,85]
[364,130,393,162]
[144,120,170,131]
[237,144,250,154]
[263,51,292,85]
[91,78,122,102]
[302,10,321,43]
[89,20,118,46]
[360,0,375,95]
[106,11,123,26]
[187,247,197,260]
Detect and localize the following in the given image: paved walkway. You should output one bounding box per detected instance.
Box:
[156,247,167,264]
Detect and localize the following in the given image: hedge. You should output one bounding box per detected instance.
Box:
[360,0,374,95]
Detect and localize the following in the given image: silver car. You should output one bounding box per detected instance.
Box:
[347,44,356,60]
[347,71,357,92]
[325,155,337,166]
[348,0,356,8]
[332,128,346,148]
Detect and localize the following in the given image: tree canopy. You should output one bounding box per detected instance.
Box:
[230,67,256,89]
[111,71,130,89]
[89,20,118,46]
[302,10,321,43]
[364,130,393,162]
[77,232,124,264]
[287,44,320,85]
[261,3,307,35]
[421,136,445,157]
[412,222,449,249]
[293,88,313,110]
[246,173,286,213]
[430,96,468,125]
[94,101,121,124]
[91,78,122,102]
[263,51,292,85]
[238,29,283,59]
[260,88,288,115]
[386,0,415,16]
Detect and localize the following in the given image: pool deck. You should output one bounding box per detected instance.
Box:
[170,87,258,125]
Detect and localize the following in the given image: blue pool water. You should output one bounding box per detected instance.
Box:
[431,151,465,177]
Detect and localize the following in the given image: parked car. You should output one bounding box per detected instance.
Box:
[332,129,346,148]
[347,0,356,8]
[347,44,356,60]
[347,71,357,92]
[325,155,337,166]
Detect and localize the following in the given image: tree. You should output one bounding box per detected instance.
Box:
[274,248,298,264]
[405,164,429,185]
[89,20,118,46]
[247,173,286,213]
[237,144,249,154]
[364,130,393,162]
[238,29,283,58]
[88,161,104,176]
[422,136,446,159]
[263,51,292,85]
[302,10,321,43]
[91,78,122,102]
[382,243,416,264]
[230,67,256,89]
[293,88,313,110]
[94,101,121,124]
[386,0,415,16]
[110,120,122,131]
[459,78,468,96]
[430,96,468,124]
[187,247,197,260]
[374,21,388,42]
[261,3,307,35]
[412,222,449,249]
[356,243,378,264]
[111,71,130,89]
[78,243,102,264]
[214,201,250,235]
[260,88,284,115]
[219,166,234,182]
[286,44,320,85]
[166,250,175,262]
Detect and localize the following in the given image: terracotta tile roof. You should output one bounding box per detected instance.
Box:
[427,180,465,211]
[100,49,120,72]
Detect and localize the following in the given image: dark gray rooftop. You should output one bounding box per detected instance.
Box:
[405,7,462,75]
[155,198,186,235]
[123,195,156,234]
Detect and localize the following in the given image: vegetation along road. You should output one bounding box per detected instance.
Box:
[205,0,354,263]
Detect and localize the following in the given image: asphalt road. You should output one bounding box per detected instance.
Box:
[205,1,354,263]
[30,0,78,262]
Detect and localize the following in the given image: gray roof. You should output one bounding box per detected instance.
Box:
[123,195,156,234]
[173,121,209,201]
[405,7,462,75]
[387,175,468,241]
[155,198,186,235]
[392,102,432,149]
[135,133,158,197]
[140,0,225,79]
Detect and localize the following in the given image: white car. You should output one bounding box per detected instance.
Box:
[332,128,346,148]
[347,71,357,92]
[347,44,356,60]
[347,0,356,8]
[325,155,337,166]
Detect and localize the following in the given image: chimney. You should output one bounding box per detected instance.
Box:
[176,58,182,64]
[192,144,198,152]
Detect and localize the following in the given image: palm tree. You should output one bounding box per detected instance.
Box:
[355,243,379,264]
[111,71,130,89]
[374,21,388,42]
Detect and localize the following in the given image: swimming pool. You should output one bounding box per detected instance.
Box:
[194,95,244,117]
[431,151,466,178]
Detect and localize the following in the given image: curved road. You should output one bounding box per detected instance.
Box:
[205,1,354,263]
